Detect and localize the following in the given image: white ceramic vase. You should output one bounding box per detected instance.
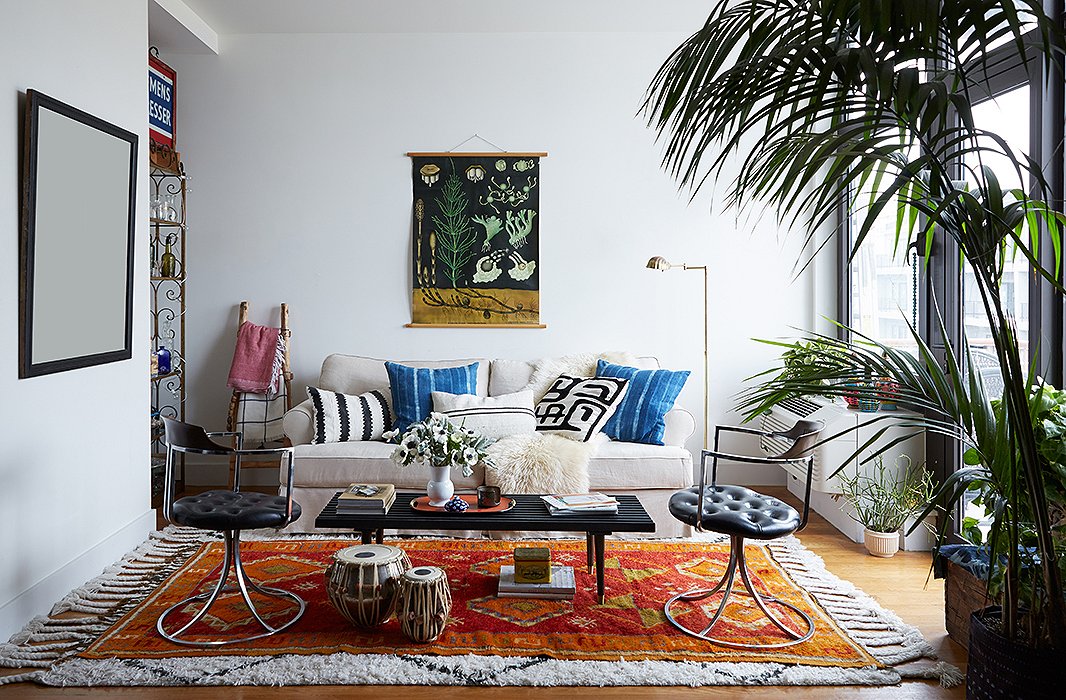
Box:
[863,528,901,558]
[426,464,454,507]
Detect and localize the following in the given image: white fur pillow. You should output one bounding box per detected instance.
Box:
[431,390,536,440]
[523,351,639,401]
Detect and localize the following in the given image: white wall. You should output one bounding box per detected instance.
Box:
[170,28,816,483]
[0,0,155,638]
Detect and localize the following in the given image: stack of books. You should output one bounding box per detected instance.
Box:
[540,493,618,516]
[498,565,576,600]
[336,483,396,515]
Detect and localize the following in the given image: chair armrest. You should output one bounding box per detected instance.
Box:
[283,399,315,446]
[662,408,696,447]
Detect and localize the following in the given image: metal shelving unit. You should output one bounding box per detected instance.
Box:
[149,146,187,502]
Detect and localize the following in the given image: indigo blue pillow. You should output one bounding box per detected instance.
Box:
[596,360,690,445]
[385,362,479,432]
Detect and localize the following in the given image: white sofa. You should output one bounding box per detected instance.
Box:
[281,354,695,537]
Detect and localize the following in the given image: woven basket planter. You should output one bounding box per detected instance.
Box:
[944,559,989,649]
[967,607,1066,698]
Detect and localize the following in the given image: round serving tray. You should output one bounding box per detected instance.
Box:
[409,495,515,514]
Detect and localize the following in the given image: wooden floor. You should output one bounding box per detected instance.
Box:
[4,486,966,698]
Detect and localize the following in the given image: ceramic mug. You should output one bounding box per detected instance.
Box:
[477,485,501,509]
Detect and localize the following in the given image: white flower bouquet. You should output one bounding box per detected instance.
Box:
[383,412,495,478]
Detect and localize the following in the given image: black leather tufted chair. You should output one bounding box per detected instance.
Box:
[665,419,825,649]
[158,418,305,646]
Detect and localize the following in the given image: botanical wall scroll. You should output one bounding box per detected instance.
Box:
[407,152,546,327]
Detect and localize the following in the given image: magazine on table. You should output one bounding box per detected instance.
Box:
[540,493,618,515]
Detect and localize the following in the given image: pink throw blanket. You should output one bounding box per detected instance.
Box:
[227,321,283,394]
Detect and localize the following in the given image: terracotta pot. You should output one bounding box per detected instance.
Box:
[863,528,900,558]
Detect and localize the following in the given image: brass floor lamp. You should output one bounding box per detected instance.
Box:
[647,256,708,448]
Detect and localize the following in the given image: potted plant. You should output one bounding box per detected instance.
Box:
[837,455,936,557]
[644,0,1066,692]
[383,414,495,506]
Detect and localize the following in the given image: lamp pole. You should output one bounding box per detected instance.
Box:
[647,257,709,448]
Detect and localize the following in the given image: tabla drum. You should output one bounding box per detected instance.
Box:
[325,544,411,628]
[396,566,452,643]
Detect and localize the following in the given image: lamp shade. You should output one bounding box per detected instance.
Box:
[646,256,673,270]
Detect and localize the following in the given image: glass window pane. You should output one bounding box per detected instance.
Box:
[849,200,920,354]
[964,85,1030,401]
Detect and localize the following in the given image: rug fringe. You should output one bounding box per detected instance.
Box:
[0,527,210,685]
[765,537,960,687]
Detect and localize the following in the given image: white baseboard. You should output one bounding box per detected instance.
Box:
[0,509,156,640]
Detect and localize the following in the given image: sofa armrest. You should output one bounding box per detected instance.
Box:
[662,407,696,447]
[283,399,315,446]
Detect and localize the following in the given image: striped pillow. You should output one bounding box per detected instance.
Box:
[596,360,690,445]
[306,387,393,444]
[385,361,480,432]
[431,390,536,440]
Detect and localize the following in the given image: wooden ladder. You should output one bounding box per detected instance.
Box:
[226,300,294,487]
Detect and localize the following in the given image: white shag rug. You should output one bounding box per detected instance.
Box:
[0,527,963,688]
[485,433,605,494]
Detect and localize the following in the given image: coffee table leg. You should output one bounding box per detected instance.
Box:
[595,533,606,604]
[360,530,372,545]
[375,529,383,544]
[586,533,594,574]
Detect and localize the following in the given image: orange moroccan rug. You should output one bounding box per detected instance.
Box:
[82,538,874,666]
[0,531,961,687]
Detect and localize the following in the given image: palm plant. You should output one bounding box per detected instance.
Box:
[644,0,1066,650]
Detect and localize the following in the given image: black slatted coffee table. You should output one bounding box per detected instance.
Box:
[316,492,656,603]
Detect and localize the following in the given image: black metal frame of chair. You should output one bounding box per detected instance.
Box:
[158,417,305,646]
[664,419,825,649]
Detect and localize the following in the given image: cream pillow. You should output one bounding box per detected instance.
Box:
[431,390,537,440]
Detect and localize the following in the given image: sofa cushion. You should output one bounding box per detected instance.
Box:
[489,359,536,396]
[318,354,491,398]
[432,390,536,440]
[596,360,691,446]
[386,361,479,431]
[587,441,693,490]
[289,441,485,490]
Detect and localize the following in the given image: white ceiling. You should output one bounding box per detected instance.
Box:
[176,0,711,35]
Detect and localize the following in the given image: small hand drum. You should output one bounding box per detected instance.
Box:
[325,544,411,628]
[396,566,452,643]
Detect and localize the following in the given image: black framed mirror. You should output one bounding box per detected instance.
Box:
[19,89,138,378]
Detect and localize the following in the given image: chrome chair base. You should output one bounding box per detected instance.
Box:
[157,530,306,647]
[664,535,814,649]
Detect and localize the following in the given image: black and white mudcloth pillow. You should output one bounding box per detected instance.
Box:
[534,375,629,442]
[306,386,392,444]
[431,390,537,440]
